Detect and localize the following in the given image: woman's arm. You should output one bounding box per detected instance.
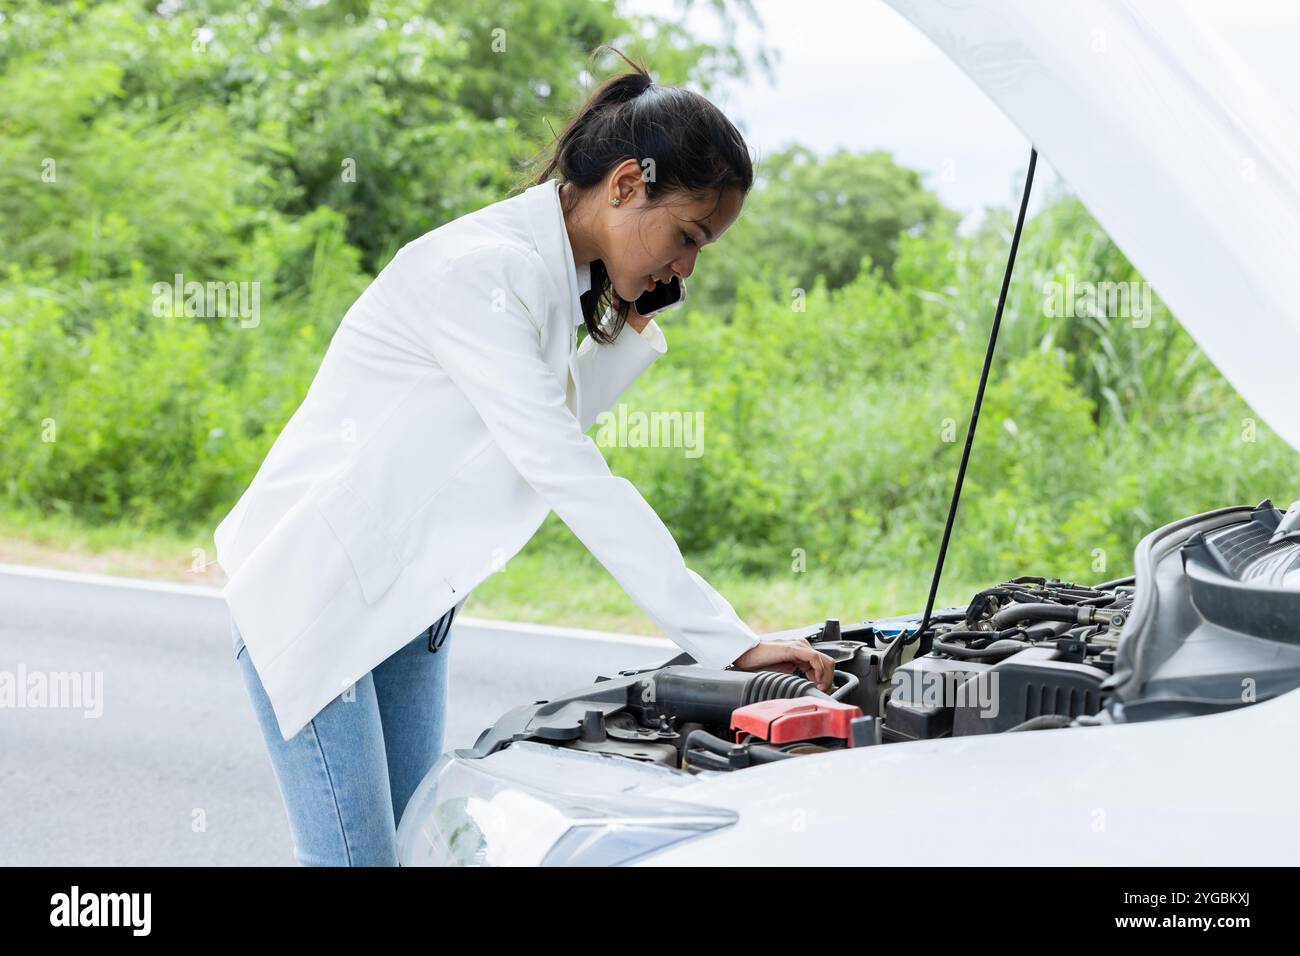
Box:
[398,241,761,671]
[572,308,666,433]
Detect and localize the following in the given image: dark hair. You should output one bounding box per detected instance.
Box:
[519,47,754,344]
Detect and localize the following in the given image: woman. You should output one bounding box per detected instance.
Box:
[218,50,835,866]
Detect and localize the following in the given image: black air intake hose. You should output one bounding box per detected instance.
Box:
[990,602,1118,629]
[741,670,824,706]
[632,666,830,726]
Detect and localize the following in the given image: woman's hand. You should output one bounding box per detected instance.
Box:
[730,639,836,693]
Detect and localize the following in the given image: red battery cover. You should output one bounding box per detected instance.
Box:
[731,698,864,745]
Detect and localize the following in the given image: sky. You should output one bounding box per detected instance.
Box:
[663,0,1062,227]
[628,0,1299,228]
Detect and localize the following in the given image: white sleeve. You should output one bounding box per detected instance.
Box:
[396,242,760,670]
[573,311,666,432]
[634,317,667,352]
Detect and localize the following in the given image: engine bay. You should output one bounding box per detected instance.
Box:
[466,574,1134,771]
[464,500,1300,776]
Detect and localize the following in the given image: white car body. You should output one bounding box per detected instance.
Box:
[398,0,1300,866]
[402,681,1299,866]
[638,686,1299,865]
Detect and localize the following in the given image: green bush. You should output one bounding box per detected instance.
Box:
[2,0,1296,592]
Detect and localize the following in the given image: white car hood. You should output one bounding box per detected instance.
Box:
[641,683,1300,865]
[884,0,1300,452]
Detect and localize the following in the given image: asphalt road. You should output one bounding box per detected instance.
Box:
[0,565,678,866]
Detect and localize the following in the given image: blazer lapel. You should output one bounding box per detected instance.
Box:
[522,179,584,418]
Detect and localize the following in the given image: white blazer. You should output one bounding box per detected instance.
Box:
[214,178,760,741]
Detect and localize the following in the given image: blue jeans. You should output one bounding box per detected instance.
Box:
[232,605,457,866]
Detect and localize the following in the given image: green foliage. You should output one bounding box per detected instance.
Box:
[585,193,1300,583]
[2,0,1297,603]
[686,145,959,315]
[0,0,766,531]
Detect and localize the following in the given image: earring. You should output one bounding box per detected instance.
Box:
[609,196,622,206]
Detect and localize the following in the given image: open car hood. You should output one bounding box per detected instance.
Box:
[884,0,1300,452]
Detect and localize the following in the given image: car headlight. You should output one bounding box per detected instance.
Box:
[397,740,737,866]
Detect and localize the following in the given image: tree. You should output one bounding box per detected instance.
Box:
[688,144,957,315]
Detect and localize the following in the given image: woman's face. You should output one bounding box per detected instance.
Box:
[599,161,744,309]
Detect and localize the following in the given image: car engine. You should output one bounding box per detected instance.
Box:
[464,499,1300,775]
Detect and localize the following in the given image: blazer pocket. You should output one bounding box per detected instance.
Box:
[314,480,405,604]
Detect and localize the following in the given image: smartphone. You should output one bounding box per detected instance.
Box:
[633,275,687,318]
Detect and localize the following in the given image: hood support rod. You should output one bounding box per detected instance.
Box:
[915,146,1038,656]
